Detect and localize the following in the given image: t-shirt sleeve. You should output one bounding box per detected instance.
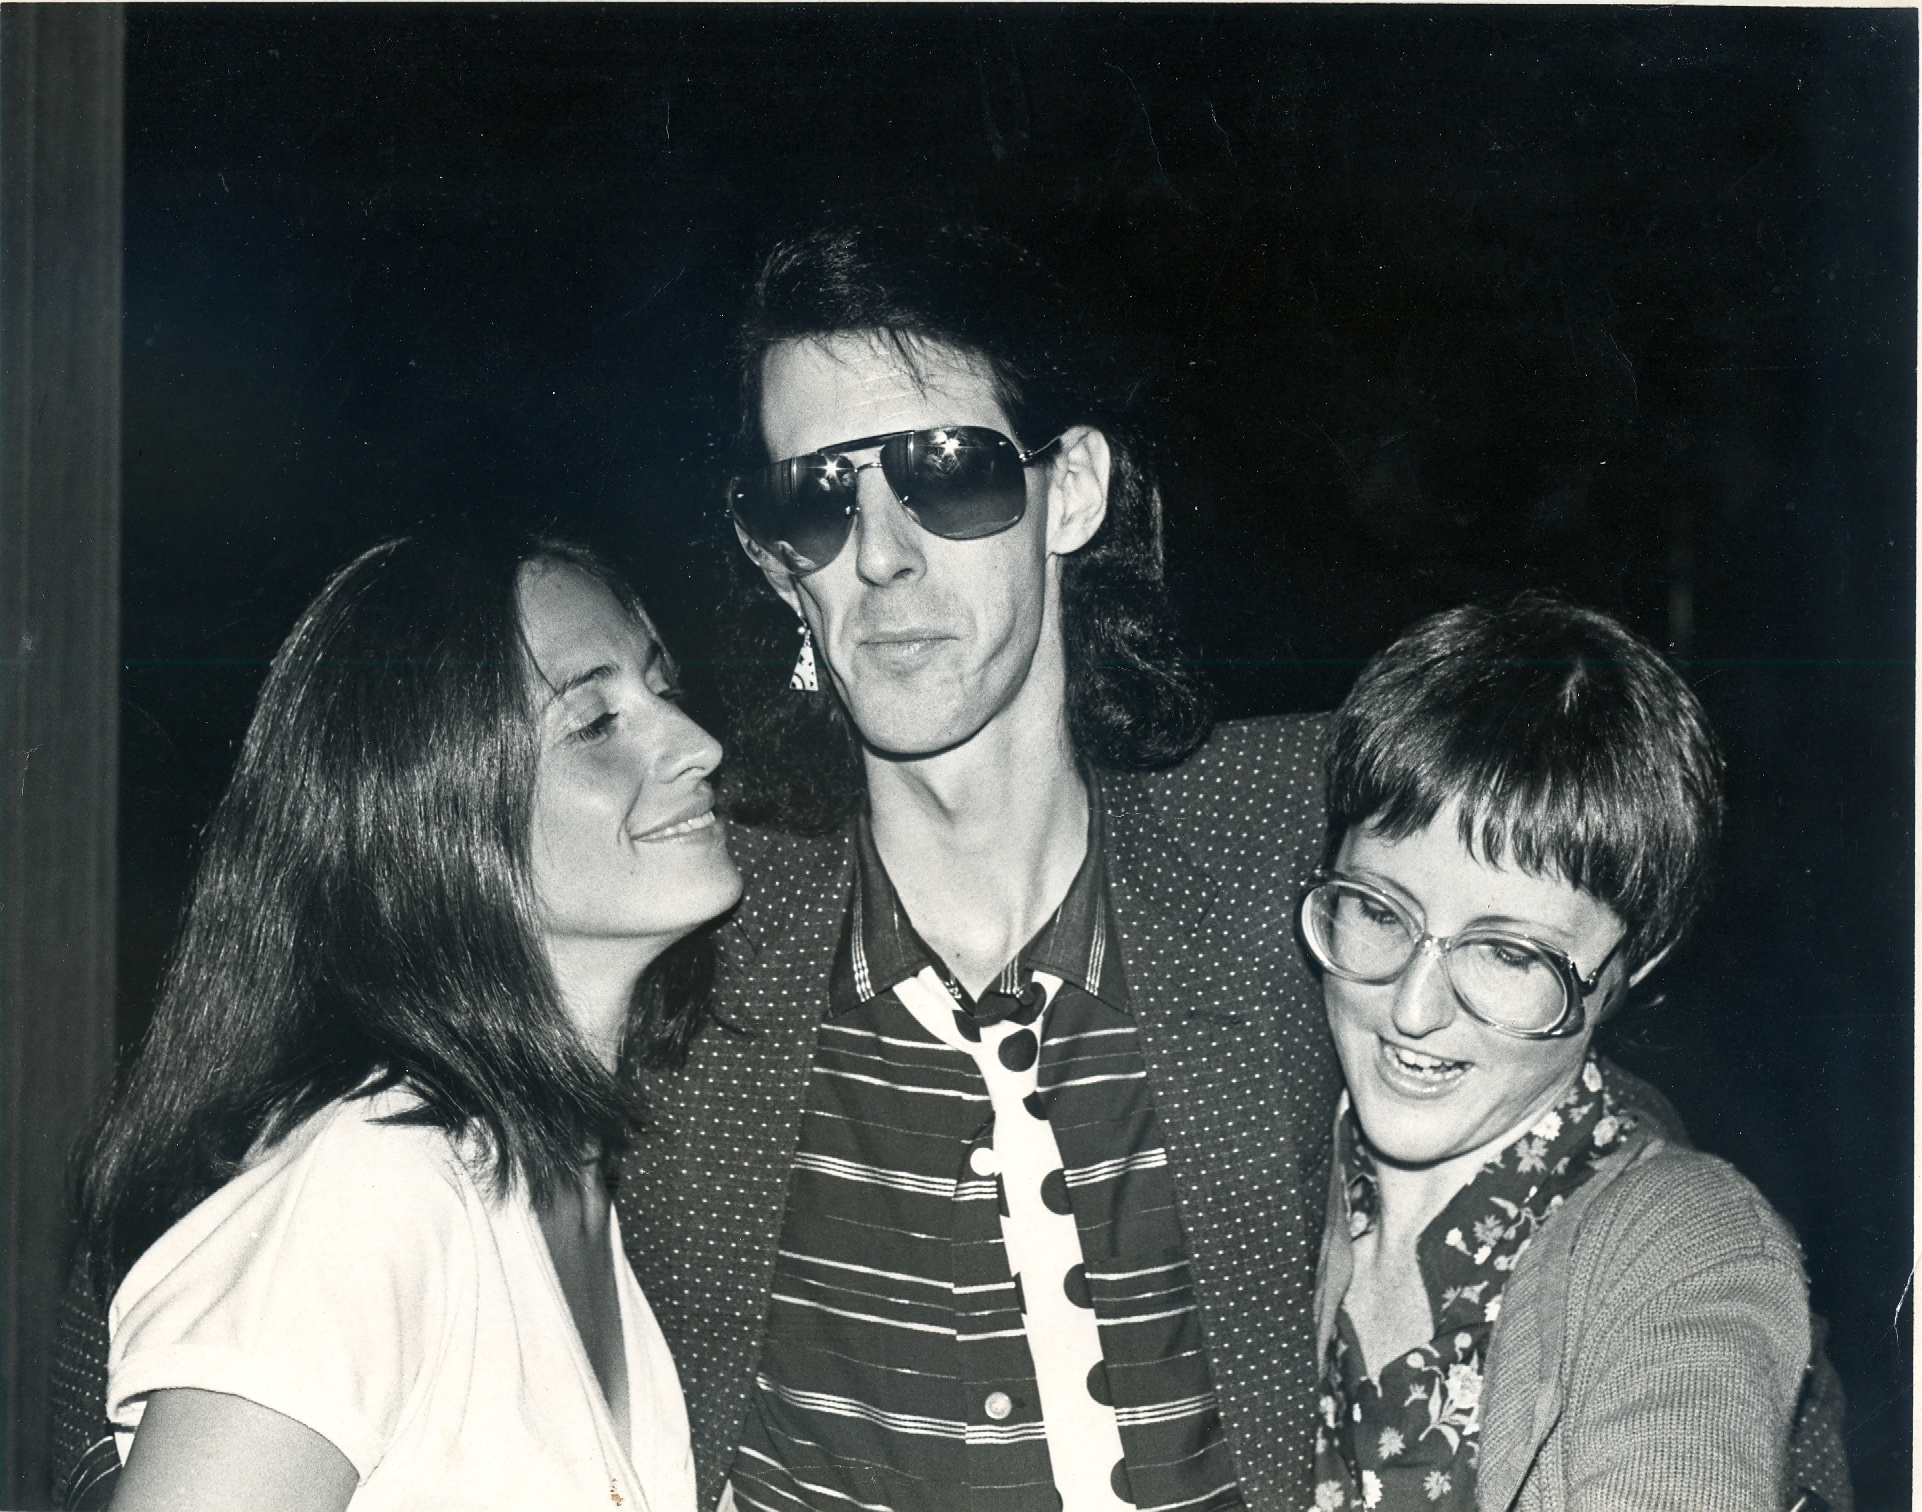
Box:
[106,1101,474,1481]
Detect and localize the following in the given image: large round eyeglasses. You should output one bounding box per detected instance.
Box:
[1296,874,1626,1039]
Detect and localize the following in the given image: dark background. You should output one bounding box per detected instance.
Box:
[119,6,1913,1503]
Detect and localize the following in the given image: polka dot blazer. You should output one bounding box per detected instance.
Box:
[618,715,1345,1512]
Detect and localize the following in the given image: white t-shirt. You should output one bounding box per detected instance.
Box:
[108,1086,698,1512]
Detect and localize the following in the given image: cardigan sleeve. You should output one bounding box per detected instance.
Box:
[1555,1150,1810,1512]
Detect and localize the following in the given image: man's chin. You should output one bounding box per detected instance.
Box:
[847,695,996,764]
[858,721,989,764]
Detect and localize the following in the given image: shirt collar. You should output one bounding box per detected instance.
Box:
[828,777,1128,1018]
[1338,1055,1636,1245]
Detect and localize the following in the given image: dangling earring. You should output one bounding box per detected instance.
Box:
[790,623,820,693]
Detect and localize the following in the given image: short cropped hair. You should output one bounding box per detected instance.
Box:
[717,211,1213,832]
[1325,593,1724,974]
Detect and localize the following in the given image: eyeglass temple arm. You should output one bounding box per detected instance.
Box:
[1578,931,1633,992]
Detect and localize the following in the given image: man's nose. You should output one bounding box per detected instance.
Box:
[850,468,925,585]
[1389,941,1460,1038]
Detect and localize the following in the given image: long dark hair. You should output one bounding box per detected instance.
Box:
[717,212,1215,833]
[81,531,716,1296]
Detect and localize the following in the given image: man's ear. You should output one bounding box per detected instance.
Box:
[734,521,805,615]
[1044,424,1111,557]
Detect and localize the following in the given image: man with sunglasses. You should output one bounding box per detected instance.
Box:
[615,215,1344,1512]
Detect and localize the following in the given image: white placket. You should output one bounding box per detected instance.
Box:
[892,967,1131,1512]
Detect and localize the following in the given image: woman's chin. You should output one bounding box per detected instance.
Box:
[1351,1102,1478,1170]
[1346,1057,1490,1169]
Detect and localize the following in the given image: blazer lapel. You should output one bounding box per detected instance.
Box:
[651,831,853,1506]
[1103,776,1333,1511]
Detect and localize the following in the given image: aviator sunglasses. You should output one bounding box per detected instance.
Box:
[728,425,1061,574]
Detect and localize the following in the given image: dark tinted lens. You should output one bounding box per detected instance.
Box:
[729,453,858,572]
[882,427,1028,539]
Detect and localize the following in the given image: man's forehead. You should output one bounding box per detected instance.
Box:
[758,331,1011,455]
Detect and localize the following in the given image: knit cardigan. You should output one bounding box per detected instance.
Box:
[1314,1123,1810,1512]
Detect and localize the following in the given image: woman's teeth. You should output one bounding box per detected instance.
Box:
[1383,1041,1470,1077]
[633,811,715,841]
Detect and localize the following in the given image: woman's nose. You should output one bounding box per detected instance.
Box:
[655,698,724,781]
[1389,941,1460,1038]
[850,468,926,585]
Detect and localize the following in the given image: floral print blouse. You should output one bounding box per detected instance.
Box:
[1312,1059,1636,1511]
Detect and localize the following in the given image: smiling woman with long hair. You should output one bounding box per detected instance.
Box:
[81,530,741,1512]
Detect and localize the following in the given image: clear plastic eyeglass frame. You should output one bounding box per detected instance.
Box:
[1295,872,1627,1040]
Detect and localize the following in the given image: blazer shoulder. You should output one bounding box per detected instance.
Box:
[720,821,850,942]
[1166,712,1331,780]
[723,818,845,881]
[1130,713,1331,860]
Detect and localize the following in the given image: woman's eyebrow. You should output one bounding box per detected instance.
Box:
[1467,910,1581,943]
[543,662,618,702]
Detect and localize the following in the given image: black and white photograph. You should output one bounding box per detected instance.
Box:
[2,7,1912,1511]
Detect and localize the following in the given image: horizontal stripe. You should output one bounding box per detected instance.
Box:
[962,1424,1051,1446]
[1102,1303,1200,1326]
[814,1067,989,1101]
[1094,1281,1194,1306]
[816,1023,953,1051]
[791,1154,959,1197]
[1066,1149,1169,1185]
[1115,1393,1219,1426]
[1039,1069,1146,1091]
[739,799,1240,1511]
[756,1375,969,1439]
[1042,1026,1137,1046]
[769,1294,957,1336]
[776,1250,957,1293]
[1092,1259,1188,1282]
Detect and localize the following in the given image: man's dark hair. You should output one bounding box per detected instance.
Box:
[81,529,717,1296]
[1325,593,1724,975]
[716,212,1213,832]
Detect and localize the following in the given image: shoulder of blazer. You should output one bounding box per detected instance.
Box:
[716,820,851,958]
[1125,712,1332,873]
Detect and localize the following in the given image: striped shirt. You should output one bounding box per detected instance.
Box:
[730,791,1244,1512]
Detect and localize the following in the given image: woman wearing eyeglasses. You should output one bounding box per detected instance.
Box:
[84,531,741,1512]
[1297,596,1824,1512]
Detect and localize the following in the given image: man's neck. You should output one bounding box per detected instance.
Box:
[865,703,1089,999]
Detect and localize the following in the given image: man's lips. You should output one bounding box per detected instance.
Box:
[857,628,955,646]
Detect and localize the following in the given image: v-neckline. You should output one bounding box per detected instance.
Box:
[526,1191,646,1503]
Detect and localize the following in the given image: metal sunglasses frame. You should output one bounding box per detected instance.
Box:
[1295,871,1627,1040]
[729,425,1062,573]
